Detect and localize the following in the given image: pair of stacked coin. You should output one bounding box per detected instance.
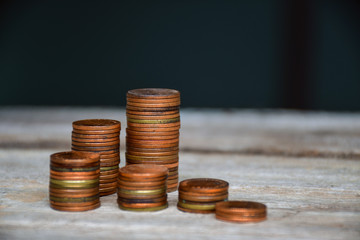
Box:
[215,201,267,223]
[177,178,229,214]
[49,151,100,212]
[72,119,121,196]
[126,88,181,192]
[117,164,168,211]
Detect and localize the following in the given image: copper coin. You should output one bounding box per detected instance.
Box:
[100,172,118,180]
[126,105,179,111]
[118,195,167,204]
[50,173,99,180]
[179,178,229,194]
[72,144,119,151]
[117,179,166,188]
[49,187,98,195]
[72,128,120,134]
[117,183,166,191]
[118,200,167,209]
[127,100,180,107]
[119,164,168,179]
[126,125,180,132]
[127,88,180,99]
[117,191,165,200]
[119,175,167,183]
[126,109,179,116]
[126,134,179,141]
[126,137,179,144]
[167,186,178,193]
[125,150,178,157]
[49,193,99,203]
[100,181,117,188]
[73,119,121,131]
[215,201,267,223]
[51,151,100,166]
[127,97,180,103]
[126,143,179,149]
[100,161,120,168]
[126,157,178,165]
[50,198,99,207]
[100,169,119,176]
[126,128,179,136]
[100,156,120,162]
[100,189,117,196]
[73,149,120,155]
[99,178,117,184]
[71,136,119,143]
[126,153,178,160]
[50,170,99,178]
[50,164,99,173]
[126,113,180,120]
[99,186,117,192]
[50,201,100,212]
[126,146,179,152]
[100,152,120,159]
[127,121,180,128]
[72,140,120,147]
[72,132,119,139]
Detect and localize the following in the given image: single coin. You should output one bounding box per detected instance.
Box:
[179,178,229,194]
[177,204,213,214]
[127,88,180,99]
[126,128,179,136]
[71,140,120,147]
[51,151,100,166]
[126,109,179,116]
[119,200,167,209]
[179,192,228,203]
[167,186,178,193]
[72,128,120,135]
[49,199,99,207]
[127,117,180,124]
[71,136,119,143]
[50,165,99,173]
[117,191,165,200]
[73,119,121,131]
[50,171,99,179]
[125,150,179,157]
[50,201,100,212]
[117,179,166,188]
[215,201,267,223]
[119,164,168,179]
[117,187,166,196]
[127,121,180,128]
[127,97,180,104]
[50,178,99,189]
[71,144,119,151]
[119,174,167,183]
[118,183,166,191]
[72,132,119,139]
[118,202,168,212]
[118,195,167,204]
[177,200,216,211]
[126,113,180,120]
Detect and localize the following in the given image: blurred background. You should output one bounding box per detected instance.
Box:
[0,0,359,110]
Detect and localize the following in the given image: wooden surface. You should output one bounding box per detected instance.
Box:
[0,107,359,240]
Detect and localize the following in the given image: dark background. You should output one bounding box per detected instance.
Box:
[0,0,359,110]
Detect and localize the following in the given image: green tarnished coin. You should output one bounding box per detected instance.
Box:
[51,166,99,172]
[50,194,99,203]
[118,188,166,195]
[118,203,168,212]
[178,200,216,211]
[50,178,99,189]
[127,117,180,124]
[100,165,119,171]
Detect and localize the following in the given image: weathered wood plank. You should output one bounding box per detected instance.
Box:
[0,107,359,240]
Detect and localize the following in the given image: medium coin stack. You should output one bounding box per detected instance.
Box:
[177,178,229,214]
[72,119,121,196]
[125,88,181,192]
[49,151,100,212]
[215,201,267,223]
[117,164,169,212]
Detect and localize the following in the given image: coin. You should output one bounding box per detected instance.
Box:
[179,178,229,194]
[50,201,100,212]
[119,164,168,179]
[73,119,121,131]
[127,88,180,99]
[215,201,267,223]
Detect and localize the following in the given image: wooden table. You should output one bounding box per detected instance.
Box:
[0,107,359,239]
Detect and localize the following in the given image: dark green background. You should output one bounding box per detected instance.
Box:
[1,1,359,110]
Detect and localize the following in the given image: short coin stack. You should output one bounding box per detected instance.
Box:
[117,164,169,211]
[126,88,180,192]
[215,201,267,223]
[177,178,229,214]
[72,119,121,196]
[49,151,100,212]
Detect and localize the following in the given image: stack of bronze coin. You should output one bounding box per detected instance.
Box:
[215,201,267,223]
[125,88,180,192]
[49,151,100,212]
[117,164,168,212]
[177,178,229,214]
[72,119,121,196]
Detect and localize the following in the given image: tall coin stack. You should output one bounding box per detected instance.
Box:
[126,88,180,192]
[117,164,169,211]
[177,178,229,214]
[49,151,100,212]
[72,119,121,196]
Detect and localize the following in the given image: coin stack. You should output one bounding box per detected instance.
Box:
[72,119,121,196]
[117,164,169,212]
[125,88,180,192]
[49,151,100,212]
[215,201,267,223]
[177,178,229,214]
